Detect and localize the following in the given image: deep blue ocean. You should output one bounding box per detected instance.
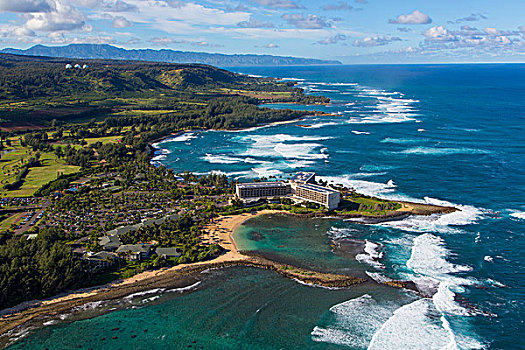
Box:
[7,64,524,349]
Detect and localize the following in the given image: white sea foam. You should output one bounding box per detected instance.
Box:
[356,240,385,269]
[165,281,202,293]
[124,288,165,300]
[406,233,474,319]
[379,197,485,234]
[203,153,270,165]
[311,294,397,348]
[72,300,106,311]
[352,130,371,135]
[407,234,472,277]
[348,172,388,178]
[359,164,397,172]
[251,166,283,178]
[319,175,397,198]
[381,137,425,144]
[509,211,525,220]
[291,278,343,290]
[397,147,490,155]
[307,121,340,129]
[239,134,330,161]
[152,132,196,147]
[346,114,418,124]
[368,299,457,350]
[203,154,241,164]
[483,255,494,263]
[327,226,360,239]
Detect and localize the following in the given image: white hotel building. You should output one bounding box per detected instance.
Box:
[235,172,340,210]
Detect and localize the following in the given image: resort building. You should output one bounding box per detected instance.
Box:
[289,172,316,184]
[293,183,341,210]
[235,172,341,210]
[235,182,291,199]
[116,243,153,261]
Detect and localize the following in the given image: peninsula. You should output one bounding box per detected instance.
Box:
[0,54,458,347]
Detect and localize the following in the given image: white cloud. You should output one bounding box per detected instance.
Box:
[282,14,331,29]
[353,35,402,47]
[421,24,523,54]
[0,0,51,13]
[448,13,487,24]
[424,25,456,41]
[122,1,251,34]
[484,27,500,35]
[24,1,87,32]
[317,33,346,44]
[72,0,137,12]
[389,10,432,25]
[253,0,303,9]
[112,15,132,28]
[322,2,354,11]
[238,18,274,28]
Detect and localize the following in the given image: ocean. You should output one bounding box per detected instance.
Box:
[7,64,524,349]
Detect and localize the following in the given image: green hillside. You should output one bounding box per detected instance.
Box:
[0,54,327,126]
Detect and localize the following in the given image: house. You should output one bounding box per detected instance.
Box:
[83,251,118,269]
[155,247,182,258]
[98,235,121,251]
[116,244,153,260]
[106,213,180,237]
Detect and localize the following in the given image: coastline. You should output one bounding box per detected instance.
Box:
[0,203,459,346]
[0,210,365,346]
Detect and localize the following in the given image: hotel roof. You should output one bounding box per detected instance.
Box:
[296,183,339,194]
[236,182,290,188]
[290,172,315,183]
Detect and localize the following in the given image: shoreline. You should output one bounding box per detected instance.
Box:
[0,210,365,346]
[0,205,457,346]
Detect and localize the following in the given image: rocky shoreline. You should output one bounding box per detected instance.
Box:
[0,255,366,347]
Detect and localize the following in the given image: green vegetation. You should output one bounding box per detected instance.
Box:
[336,195,402,216]
[0,227,87,308]
[0,54,407,311]
[0,53,327,126]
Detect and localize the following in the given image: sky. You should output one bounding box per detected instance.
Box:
[0,0,524,63]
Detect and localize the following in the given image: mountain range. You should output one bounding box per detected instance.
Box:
[0,44,341,66]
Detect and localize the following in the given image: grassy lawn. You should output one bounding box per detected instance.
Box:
[84,135,121,146]
[0,139,31,186]
[6,151,80,197]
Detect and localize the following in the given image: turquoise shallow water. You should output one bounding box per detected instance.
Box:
[6,64,525,349]
[7,267,412,350]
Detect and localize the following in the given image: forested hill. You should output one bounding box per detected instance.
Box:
[1,44,341,66]
[0,53,328,126]
[0,53,248,98]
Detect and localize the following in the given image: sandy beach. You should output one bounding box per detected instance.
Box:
[0,210,280,326]
[33,210,279,310]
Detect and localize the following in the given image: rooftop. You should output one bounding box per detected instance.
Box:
[290,172,315,183]
[84,251,118,262]
[236,182,290,189]
[116,244,153,254]
[156,247,182,257]
[296,183,339,194]
[99,235,120,247]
